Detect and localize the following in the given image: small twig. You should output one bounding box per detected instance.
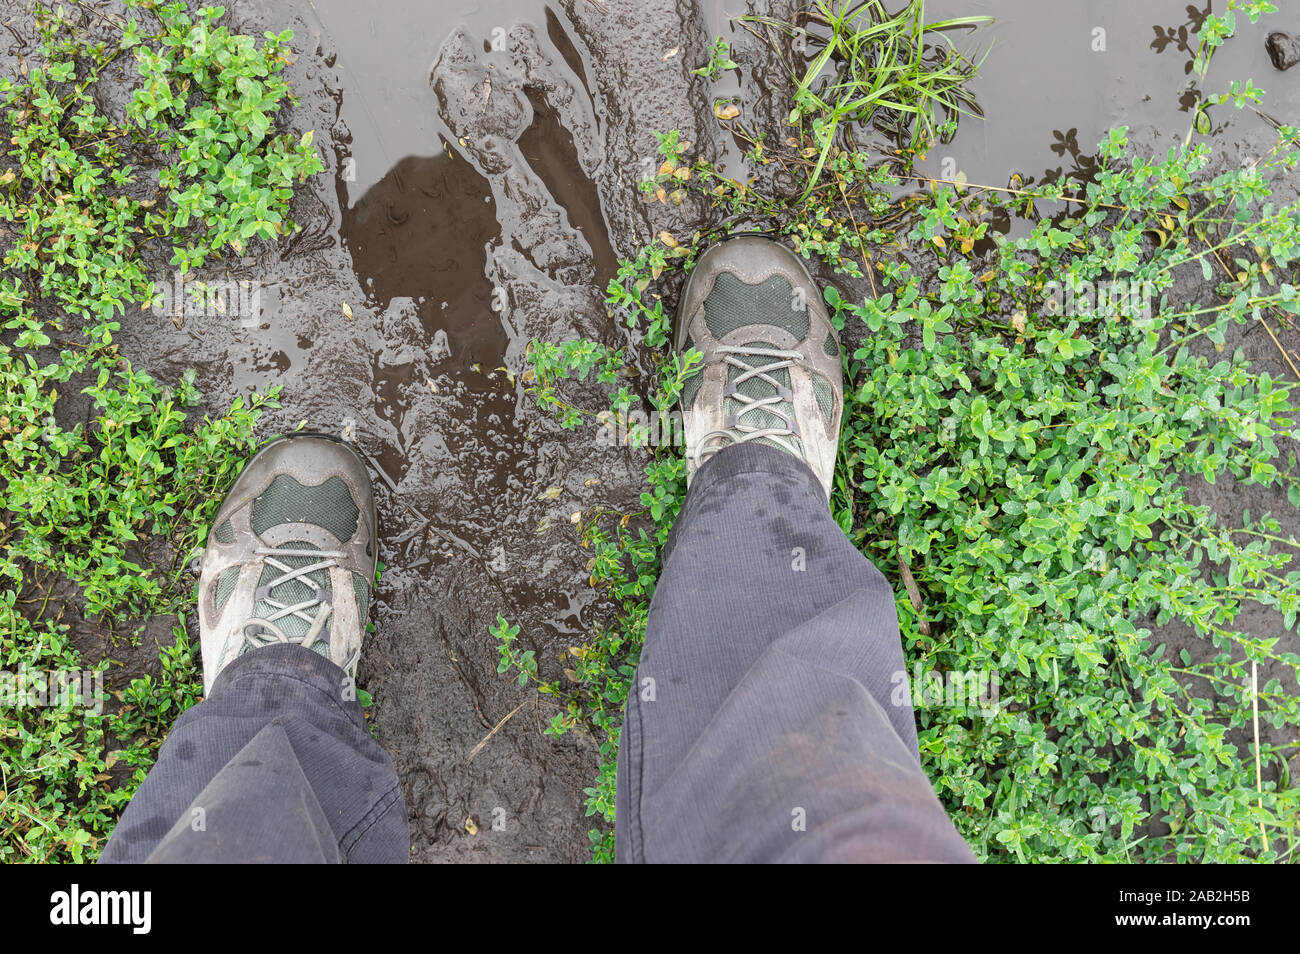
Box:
[897,551,931,637]
[1207,245,1300,382]
[1260,316,1300,382]
[445,651,492,730]
[838,176,877,298]
[467,699,529,762]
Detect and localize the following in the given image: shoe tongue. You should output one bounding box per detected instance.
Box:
[727,341,803,453]
[252,540,333,655]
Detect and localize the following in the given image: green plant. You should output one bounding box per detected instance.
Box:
[0,1,314,861]
[1186,0,1277,141]
[693,36,738,81]
[833,124,1300,859]
[745,0,990,198]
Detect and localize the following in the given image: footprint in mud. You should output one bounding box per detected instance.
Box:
[335,20,622,493]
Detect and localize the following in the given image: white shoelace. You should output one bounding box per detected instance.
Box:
[692,345,804,471]
[240,546,346,660]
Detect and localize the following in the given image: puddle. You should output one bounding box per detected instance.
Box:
[340,148,504,371]
[917,0,1300,195]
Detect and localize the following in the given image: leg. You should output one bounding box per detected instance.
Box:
[103,644,406,864]
[616,235,973,863]
[102,435,409,863]
[616,442,973,862]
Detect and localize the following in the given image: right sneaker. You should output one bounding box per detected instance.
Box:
[197,435,378,695]
[673,235,843,499]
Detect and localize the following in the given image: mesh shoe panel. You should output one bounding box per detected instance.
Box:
[212,565,240,614]
[813,372,835,425]
[704,272,808,342]
[353,572,371,623]
[251,474,359,543]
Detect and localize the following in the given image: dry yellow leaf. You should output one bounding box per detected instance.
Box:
[342,301,353,320]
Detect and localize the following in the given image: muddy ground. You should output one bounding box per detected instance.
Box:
[5,0,1298,861]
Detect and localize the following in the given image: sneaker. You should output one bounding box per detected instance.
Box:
[674,234,843,499]
[197,435,378,695]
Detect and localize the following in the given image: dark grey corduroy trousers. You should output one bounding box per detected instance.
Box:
[102,442,973,864]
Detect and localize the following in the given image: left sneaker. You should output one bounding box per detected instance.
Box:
[197,435,378,695]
